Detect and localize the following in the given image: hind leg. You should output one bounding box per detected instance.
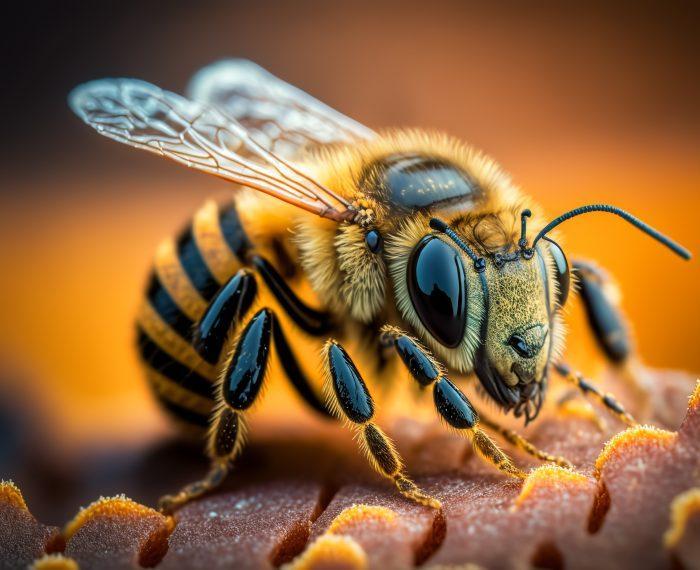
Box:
[158,307,273,513]
[158,259,338,512]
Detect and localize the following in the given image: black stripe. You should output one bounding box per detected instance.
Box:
[137,328,216,400]
[146,271,195,341]
[219,202,252,262]
[154,393,211,428]
[176,224,220,302]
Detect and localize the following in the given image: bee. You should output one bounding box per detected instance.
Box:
[69,60,691,513]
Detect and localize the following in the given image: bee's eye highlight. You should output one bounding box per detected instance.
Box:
[546,238,570,307]
[365,230,383,253]
[407,236,467,348]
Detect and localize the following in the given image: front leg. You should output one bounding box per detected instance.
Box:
[477,415,572,468]
[553,362,637,427]
[321,340,441,509]
[380,327,528,478]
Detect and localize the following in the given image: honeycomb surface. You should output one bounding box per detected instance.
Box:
[1,368,698,569]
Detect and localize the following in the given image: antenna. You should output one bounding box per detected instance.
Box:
[519,209,531,249]
[531,204,691,260]
[430,218,486,272]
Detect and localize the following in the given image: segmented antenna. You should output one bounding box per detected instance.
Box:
[430,218,486,272]
[519,209,532,249]
[531,204,692,260]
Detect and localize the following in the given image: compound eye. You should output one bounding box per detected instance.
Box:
[407,236,467,348]
[545,238,570,307]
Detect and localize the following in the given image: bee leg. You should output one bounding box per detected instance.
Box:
[477,415,573,468]
[572,260,632,365]
[192,269,258,364]
[192,267,332,417]
[379,327,526,480]
[573,260,651,415]
[322,340,441,509]
[553,362,637,427]
[250,254,333,336]
[158,308,274,514]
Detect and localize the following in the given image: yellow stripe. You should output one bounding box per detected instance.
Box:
[154,238,208,321]
[193,200,240,285]
[137,301,218,380]
[146,367,214,416]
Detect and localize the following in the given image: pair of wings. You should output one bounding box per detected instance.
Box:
[69,60,376,222]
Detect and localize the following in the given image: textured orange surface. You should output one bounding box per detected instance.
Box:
[1,369,697,569]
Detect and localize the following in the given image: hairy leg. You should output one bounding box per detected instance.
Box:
[553,362,637,427]
[380,326,528,479]
[478,414,572,468]
[159,307,273,513]
[322,339,441,509]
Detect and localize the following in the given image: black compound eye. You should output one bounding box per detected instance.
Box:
[545,238,570,307]
[365,230,383,253]
[407,236,467,348]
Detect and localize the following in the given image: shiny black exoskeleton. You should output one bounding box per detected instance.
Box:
[369,154,482,213]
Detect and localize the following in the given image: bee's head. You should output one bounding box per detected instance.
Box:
[468,235,569,423]
[393,211,567,423]
[390,205,688,424]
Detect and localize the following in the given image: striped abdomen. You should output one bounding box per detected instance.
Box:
[137,199,252,435]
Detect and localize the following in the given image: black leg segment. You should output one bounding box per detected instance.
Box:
[212,408,240,458]
[322,339,441,509]
[381,326,525,479]
[193,269,257,364]
[326,342,374,423]
[433,377,478,429]
[573,261,631,364]
[250,254,333,336]
[393,335,441,387]
[191,267,331,417]
[222,308,273,410]
[554,362,637,426]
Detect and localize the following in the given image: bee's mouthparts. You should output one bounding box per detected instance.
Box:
[476,357,546,425]
[511,378,545,425]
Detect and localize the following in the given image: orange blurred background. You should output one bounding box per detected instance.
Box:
[1,1,699,457]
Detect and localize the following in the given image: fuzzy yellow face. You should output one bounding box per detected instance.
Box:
[472,250,563,422]
[481,259,551,390]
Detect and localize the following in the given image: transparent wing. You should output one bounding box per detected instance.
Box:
[187,59,376,158]
[69,78,352,221]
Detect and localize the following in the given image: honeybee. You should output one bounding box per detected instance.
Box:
[69,60,691,513]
